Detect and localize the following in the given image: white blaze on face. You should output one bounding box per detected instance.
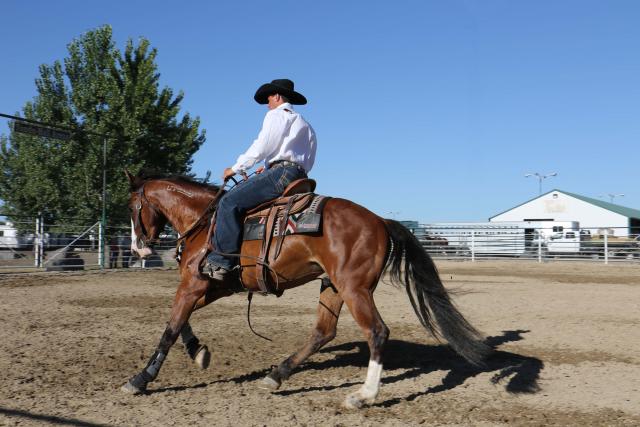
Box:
[131,219,153,258]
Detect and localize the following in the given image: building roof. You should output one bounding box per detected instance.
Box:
[560,190,640,219]
[490,189,640,220]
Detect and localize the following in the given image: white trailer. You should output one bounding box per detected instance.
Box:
[422,222,526,256]
[0,221,22,249]
[420,220,581,257]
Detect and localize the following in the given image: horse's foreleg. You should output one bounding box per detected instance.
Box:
[180,287,235,369]
[180,322,211,370]
[262,278,343,390]
[121,277,209,394]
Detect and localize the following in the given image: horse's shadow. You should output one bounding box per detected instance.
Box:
[150,329,543,404]
[272,329,543,406]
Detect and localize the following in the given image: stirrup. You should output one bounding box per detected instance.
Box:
[203,259,231,280]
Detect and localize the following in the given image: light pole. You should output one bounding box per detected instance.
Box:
[525,172,557,195]
[386,211,400,220]
[600,193,624,203]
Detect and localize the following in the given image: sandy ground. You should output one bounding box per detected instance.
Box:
[0,260,639,426]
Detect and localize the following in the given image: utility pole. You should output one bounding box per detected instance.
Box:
[2,112,109,268]
[101,135,107,268]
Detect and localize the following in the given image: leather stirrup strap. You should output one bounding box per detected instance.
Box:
[193,210,217,273]
[255,205,279,293]
[273,194,299,260]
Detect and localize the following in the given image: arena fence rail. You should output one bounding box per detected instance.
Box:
[409,224,640,264]
[1,215,639,273]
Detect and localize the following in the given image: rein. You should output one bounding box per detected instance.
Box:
[134,173,277,342]
[173,174,251,246]
[134,174,281,288]
[134,178,232,248]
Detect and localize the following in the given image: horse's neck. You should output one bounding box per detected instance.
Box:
[152,186,214,235]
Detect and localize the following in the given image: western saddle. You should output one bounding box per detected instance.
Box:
[243,178,317,295]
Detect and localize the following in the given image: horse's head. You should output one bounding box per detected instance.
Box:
[125,170,168,259]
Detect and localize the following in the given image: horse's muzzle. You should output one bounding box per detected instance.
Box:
[131,244,154,259]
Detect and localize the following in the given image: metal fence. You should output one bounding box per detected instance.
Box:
[3,215,640,273]
[410,224,640,264]
[0,214,178,273]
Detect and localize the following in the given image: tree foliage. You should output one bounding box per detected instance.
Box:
[0,25,205,225]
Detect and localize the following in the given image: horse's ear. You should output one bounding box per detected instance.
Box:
[124,169,140,191]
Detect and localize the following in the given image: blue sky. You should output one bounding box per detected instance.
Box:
[2,0,639,222]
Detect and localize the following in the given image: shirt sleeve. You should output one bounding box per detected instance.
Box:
[231,111,283,173]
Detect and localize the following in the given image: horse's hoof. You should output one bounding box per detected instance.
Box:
[120,380,144,395]
[343,392,374,410]
[194,345,211,370]
[259,375,281,391]
[343,394,364,410]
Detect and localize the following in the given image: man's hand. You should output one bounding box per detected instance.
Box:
[222,167,236,181]
[255,166,265,174]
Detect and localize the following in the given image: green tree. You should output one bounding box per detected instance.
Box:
[0,25,205,226]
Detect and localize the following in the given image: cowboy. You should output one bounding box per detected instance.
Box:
[204,79,317,280]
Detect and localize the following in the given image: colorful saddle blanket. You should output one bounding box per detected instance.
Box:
[243,194,329,241]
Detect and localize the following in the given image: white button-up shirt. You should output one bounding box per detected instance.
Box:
[231,103,316,174]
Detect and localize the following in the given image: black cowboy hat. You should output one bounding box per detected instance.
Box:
[254,79,307,105]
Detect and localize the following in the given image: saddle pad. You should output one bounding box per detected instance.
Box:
[243,195,329,241]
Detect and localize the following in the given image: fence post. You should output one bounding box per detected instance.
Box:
[39,213,45,268]
[538,230,542,263]
[471,231,475,262]
[604,233,608,265]
[98,221,104,269]
[34,214,40,267]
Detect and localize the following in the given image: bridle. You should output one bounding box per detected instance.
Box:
[131,178,232,250]
[131,183,163,249]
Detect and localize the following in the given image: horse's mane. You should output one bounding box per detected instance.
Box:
[135,172,221,193]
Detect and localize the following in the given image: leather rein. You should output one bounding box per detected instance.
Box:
[132,181,227,249]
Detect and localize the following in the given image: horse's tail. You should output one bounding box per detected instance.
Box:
[384,219,490,366]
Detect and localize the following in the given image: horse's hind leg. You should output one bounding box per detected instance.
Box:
[262,278,344,390]
[340,285,389,409]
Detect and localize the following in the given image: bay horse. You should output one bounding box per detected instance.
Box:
[121,171,489,408]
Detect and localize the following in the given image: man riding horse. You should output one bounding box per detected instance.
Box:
[204,78,316,281]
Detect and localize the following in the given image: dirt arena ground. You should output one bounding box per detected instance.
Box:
[0,260,638,426]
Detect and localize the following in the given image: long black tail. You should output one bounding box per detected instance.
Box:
[384,219,490,366]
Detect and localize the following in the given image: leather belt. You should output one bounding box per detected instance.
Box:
[268,160,306,174]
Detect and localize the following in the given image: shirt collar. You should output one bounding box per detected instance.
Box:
[275,102,293,111]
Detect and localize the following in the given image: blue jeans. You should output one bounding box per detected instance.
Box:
[207,164,307,270]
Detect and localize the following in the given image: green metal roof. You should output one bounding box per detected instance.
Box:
[490,189,640,220]
[559,190,640,219]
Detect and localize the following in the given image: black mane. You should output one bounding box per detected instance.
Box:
[137,172,221,193]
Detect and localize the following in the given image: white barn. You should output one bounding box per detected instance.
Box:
[490,189,640,237]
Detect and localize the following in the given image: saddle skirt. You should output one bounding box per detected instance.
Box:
[243,193,329,241]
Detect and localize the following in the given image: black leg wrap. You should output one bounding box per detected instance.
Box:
[142,350,166,381]
[122,349,167,394]
[127,370,153,393]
